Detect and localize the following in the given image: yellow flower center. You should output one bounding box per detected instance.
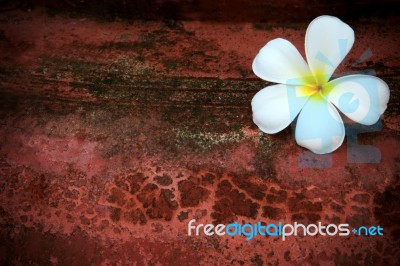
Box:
[296,70,330,101]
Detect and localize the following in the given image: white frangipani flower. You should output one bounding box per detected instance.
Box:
[251,15,390,154]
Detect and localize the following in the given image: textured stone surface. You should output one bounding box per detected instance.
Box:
[0,7,399,265]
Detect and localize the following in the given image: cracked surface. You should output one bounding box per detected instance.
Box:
[0,8,399,265]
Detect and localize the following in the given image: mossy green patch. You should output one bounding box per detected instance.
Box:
[35,67,48,74]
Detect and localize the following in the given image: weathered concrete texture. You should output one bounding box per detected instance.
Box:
[0,9,399,265]
[4,0,398,22]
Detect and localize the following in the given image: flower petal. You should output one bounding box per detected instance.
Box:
[252,38,314,85]
[252,84,310,134]
[325,75,390,125]
[305,16,354,85]
[295,94,345,154]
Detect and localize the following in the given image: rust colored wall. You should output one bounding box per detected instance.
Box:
[0,2,399,265]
